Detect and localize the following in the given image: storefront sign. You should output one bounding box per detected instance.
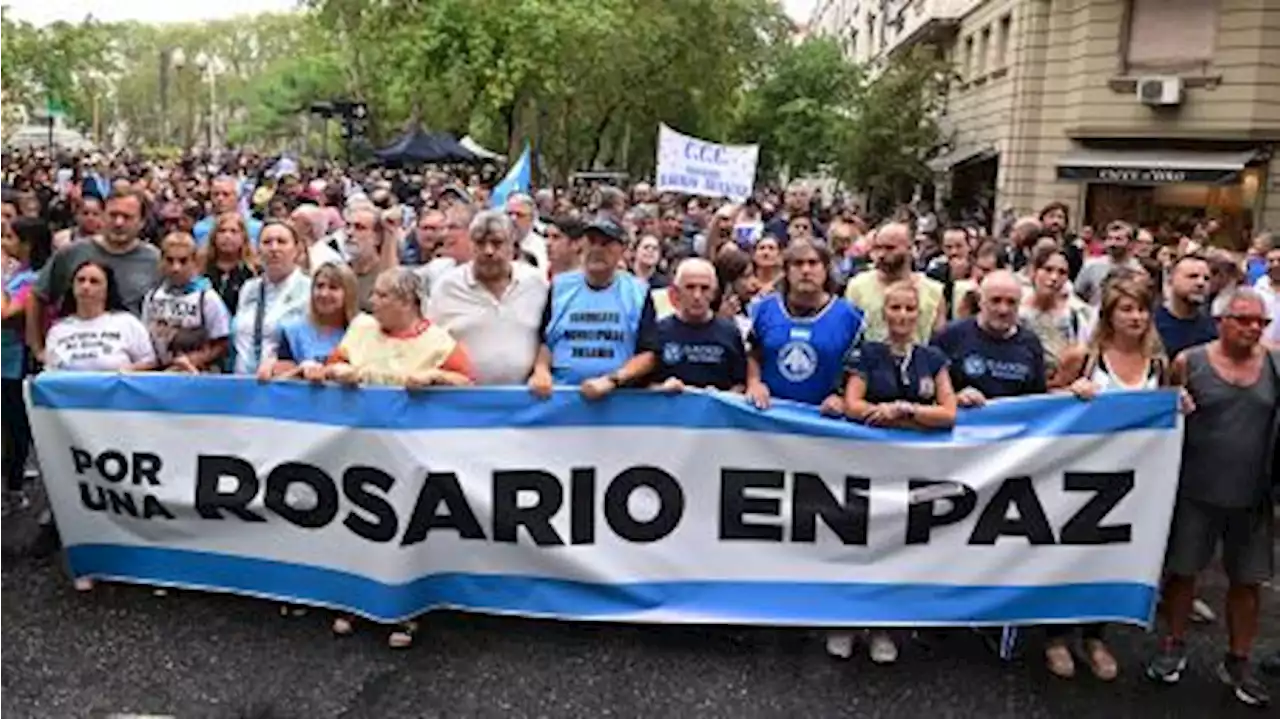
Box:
[1057,164,1240,185]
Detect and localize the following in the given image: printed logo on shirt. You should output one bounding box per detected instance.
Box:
[963,354,987,378]
[662,342,684,365]
[918,376,935,400]
[778,340,818,382]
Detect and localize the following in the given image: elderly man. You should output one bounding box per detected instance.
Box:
[427,210,548,385]
[931,270,1046,407]
[416,203,476,308]
[846,222,946,344]
[528,217,658,400]
[345,204,398,312]
[651,258,747,392]
[505,193,548,270]
[193,176,262,249]
[1147,288,1276,707]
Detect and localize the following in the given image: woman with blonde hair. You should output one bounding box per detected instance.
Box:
[204,211,258,317]
[831,280,957,665]
[259,261,358,381]
[1045,277,1170,682]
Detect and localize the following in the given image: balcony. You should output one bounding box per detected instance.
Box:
[880,0,980,58]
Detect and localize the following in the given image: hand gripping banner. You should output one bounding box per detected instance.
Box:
[27,374,1182,626]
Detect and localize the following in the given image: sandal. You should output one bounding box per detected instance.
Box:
[1045,641,1075,679]
[1083,639,1118,681]
[388,620,418,649]
[331,615,355,637]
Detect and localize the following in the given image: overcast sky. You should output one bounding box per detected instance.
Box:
[6,0,815,26]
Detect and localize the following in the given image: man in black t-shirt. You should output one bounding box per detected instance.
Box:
[653,258,747,392]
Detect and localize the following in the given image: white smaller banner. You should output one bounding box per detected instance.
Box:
[655,124,759,201]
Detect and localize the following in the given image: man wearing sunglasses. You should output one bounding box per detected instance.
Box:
[1148,287,1278,707]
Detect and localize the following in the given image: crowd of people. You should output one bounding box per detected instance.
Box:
[1,149,1278,706]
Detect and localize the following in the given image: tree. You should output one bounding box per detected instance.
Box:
[838,47,954,212]
[736,37,860,180]
[1,8,115,134]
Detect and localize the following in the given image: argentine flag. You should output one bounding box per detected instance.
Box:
[490,143,531,208]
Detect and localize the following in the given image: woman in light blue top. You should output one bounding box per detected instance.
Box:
[260,261,358,381]
[229,221,310,374]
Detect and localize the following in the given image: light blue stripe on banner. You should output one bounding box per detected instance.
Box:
[66,545,1156,626]
[30,374,1176,443]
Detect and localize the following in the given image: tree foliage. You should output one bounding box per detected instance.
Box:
[0,2,951,204]
[838,47,955,211]
[735,37,861,179]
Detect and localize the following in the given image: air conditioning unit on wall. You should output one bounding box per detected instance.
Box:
[1137,76,1184,107]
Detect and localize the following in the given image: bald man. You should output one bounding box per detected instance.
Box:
[846,222,947,343]
[651,258,747,392]
[931,270,1046,407]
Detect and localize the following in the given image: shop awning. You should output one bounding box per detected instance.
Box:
[927,145,997,173]
[1055,148,1261,185]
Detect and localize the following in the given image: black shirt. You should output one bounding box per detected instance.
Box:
[931,318,1047,399]
[654,315,747,390]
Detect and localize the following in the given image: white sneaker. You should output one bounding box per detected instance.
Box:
[868,632,898,664]
[826,632,854,659]
[73,577,94,592]
[1191,598,1216,624]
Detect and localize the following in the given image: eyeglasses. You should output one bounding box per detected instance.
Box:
[1224,315,1268,327]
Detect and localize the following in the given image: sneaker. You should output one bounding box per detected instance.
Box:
[388,621,417,649]
[331,616,354,637]
[1192,598,1217,624]
[825,632,854,660]
[868,632,898,665]
[73,577,94,592]
[1146,637,1188,684]
[1218,656,1271,707]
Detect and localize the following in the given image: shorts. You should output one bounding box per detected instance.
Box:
[1164,498,1274,585]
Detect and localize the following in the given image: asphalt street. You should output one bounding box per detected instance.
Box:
[4,505,1280,719]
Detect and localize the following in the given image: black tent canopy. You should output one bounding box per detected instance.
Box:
[373,128,484,165]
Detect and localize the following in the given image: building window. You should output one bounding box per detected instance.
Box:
[963,35,974,81]
[977,26,990,77]
[1125,0,1217,71]
[997,14,1012,69]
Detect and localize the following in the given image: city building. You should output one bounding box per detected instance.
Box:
[811,0,1280,246]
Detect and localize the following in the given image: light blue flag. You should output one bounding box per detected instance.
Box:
[490,143,531,209]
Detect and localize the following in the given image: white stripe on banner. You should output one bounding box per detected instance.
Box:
[28,374,1182,626]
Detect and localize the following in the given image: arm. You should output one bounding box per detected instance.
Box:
[932,295,948,335]
[900,369,957,429]
[1050,345,1086,391]
[843,373,875,421]
[25,290,46,359]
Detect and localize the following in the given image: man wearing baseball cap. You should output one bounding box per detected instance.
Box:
[529,216,658,400]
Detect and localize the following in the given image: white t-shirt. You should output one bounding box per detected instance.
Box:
[142,283,232,364]
[427,262,549,384]
[46,312,157,372]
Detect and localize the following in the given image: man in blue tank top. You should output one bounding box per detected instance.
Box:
[745,241,863,412]
[529,217,658,399]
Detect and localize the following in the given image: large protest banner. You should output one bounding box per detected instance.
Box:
[655,124,759,201]
[28,374,1181,626]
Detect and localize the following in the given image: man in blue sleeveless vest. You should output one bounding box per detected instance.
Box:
[529,217,658,399]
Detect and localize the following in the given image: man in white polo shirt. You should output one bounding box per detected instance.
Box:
[426,209,549,384]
